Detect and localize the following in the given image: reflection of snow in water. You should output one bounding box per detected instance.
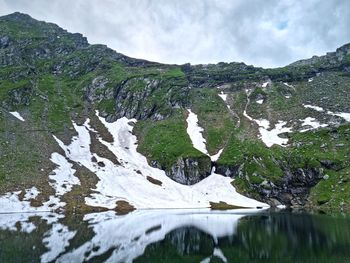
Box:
[41,223,77,263]
[57,209,263,263]
[0,209,264,262]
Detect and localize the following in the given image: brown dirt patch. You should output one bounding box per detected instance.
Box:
[210,201,247,210]
[89,130,120,165]
[146,176,162,186]
[61,163,108,214]
[115,200,135,215]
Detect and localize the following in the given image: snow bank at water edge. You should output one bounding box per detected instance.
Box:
[0,189,64,238]
[0,189,61,213]
[54,111,268,209]
[9,111,25,121]
[56,209,264,263]
[0,151,79,214]
[0,151,80,243]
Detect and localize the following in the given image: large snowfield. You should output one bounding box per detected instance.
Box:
[0,110,267,213]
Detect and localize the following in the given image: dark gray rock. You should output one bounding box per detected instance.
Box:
[0,36,9,48]
[8,86,32,106]
[151,156,211,185]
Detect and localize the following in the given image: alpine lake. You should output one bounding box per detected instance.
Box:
[0,208,349,263]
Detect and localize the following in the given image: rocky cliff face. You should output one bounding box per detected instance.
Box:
[216,163,324,207]
[163,156,212,185]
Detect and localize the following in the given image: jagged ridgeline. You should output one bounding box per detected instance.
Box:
[1,12,350,211]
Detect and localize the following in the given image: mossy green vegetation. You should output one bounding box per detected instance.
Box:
[219,122,350,210]
[134,110,206,170]
[190,88,235,154]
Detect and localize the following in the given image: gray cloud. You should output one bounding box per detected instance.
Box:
[0,0,350,67]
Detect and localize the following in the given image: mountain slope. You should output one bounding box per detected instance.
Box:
[0,12,350,212]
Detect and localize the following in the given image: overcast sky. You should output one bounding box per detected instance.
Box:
[0,0,349,68]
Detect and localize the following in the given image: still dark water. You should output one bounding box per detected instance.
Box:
[0,209,349,263]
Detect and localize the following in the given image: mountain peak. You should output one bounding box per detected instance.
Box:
[0,12,36,23]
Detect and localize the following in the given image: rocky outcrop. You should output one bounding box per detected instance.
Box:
[152,156,212,185]
[103,77,189,121]
[0,36,10,48]
[215,164,242,177]
[216,163,324,207]
[8,86,32,106]
[256,167,324,207]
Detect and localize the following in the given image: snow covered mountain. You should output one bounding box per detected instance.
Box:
[0,12,350,213]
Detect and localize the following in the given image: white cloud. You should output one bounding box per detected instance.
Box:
[0,0,349,67]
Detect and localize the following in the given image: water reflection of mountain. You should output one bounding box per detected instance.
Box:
[137,212,350,262]
[0,210,350,262]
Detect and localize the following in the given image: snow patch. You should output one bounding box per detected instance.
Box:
[23,187,40,201]
[256,99,264,104]
[303,104,324,112]
[218,91,227,102]
[255,119,270,129]
[300,117,328,132]
[186,109,208,155]
[243,106,291,147]
[303,104,350,122]
[210,148,223,162]
[258,121,292,147]
[0,190,49,213]
[283,82,294,88]
[262,82,269,88]
[308,78,314,82]
[327,111,350,122]
[53,112,268,209]
[49,153,80,196]
[9,111,25,121]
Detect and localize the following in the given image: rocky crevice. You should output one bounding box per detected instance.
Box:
[151,156,212,185]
